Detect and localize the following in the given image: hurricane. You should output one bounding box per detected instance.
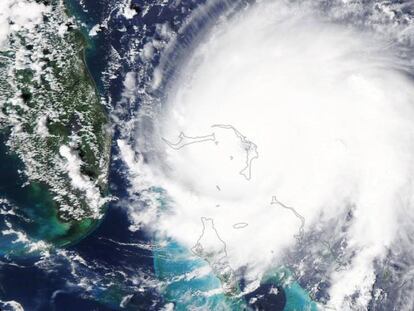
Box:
[2,0,414,310]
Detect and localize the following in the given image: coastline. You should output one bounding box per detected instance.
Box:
[0,0,112,252]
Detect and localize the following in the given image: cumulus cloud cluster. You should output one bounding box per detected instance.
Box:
[0,0,49,48]
[121,0,414,309]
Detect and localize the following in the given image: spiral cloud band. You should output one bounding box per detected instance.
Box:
[122,1,414,309]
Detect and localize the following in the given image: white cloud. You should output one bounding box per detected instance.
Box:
[0,300,24,311]
[120,0,137,20]
[59,145,108,219]
[0,0,49,49]
[119,0,414,309]
[35,115,49,138]
[121,72,137,102]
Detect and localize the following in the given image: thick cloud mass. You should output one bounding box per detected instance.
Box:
[123,1,414,309]
[0,0,48,48]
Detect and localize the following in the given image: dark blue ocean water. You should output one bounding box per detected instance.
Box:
[0,0,190,308]
[0,0,155,309]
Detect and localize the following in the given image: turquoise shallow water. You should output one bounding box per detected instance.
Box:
[153,239,245,310]
[0,131,100,257]
[262,267,319,311]
[153,238,319,310]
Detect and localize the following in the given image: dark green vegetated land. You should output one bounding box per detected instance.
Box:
[0,0,111,249]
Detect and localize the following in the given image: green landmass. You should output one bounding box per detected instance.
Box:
[0,0,111,248]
